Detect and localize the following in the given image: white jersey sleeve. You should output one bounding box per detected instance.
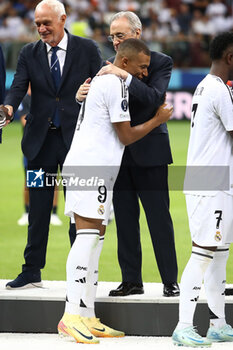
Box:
[104,75,130,123]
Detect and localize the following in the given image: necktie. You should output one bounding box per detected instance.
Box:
[51,46,61,127]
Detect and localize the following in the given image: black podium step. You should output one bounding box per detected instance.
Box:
[1,280,233,336]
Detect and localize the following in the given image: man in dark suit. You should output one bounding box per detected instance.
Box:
[4,0,102,289]
[97,12,179,297]
[0,44,6,143]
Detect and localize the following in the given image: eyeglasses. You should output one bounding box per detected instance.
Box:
[107,32,131,42]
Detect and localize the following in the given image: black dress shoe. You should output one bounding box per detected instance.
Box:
[163,282,180,297]
[109,282,144,297]
[225,288,233,296]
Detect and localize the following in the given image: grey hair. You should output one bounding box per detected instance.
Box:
[35,0,66,17]
[110,11,142,32]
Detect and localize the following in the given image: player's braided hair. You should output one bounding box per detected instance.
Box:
[210,32,233,60]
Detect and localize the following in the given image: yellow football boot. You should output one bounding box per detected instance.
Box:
[82,317,125,338]
[58,312,99,344]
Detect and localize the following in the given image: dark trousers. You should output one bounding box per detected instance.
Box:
[113,149,178,285]
[22,129,76,273]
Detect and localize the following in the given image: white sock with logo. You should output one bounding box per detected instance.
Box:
[176,247,214,330]
[79,236,105,318]
[204,246,229,329]
[65,229,99,315]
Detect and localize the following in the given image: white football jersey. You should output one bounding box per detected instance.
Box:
[184,74,233,196]
[64,74,130,168]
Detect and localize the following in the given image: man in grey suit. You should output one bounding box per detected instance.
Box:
[4,0,102,289]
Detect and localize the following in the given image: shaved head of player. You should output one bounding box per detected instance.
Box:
[113,38,150,80]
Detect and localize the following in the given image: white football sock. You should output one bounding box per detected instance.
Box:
[65,229,99,315]
[177,246,214,329]
[204,246,229,328]
[79,236,104,318]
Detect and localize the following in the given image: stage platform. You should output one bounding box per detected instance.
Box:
[0,280,233,336]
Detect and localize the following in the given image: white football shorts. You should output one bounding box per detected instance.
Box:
[186,192,233,246]
[65,186,112,226]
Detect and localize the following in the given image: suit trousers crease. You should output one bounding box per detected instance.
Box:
[22,129,76,273]
[113,149,178,285]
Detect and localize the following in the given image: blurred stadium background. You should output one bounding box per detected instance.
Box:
[0,0,233,282]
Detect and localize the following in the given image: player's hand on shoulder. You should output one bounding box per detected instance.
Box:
[97,61,128,80]
[155,103,173,125]
[76,78,91,103]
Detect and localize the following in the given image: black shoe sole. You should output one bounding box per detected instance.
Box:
[163,292,180,297]
[109,289,144,297]
[5,282,43,290]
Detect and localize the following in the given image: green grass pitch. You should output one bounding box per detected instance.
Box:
[0,120,232,282]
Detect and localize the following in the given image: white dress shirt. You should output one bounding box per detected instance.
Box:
[46,31,68,75]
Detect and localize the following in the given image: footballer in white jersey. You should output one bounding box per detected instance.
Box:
[184,74,233,246]
[59,38,173,345]
[184,74,233,197]
[63,74,130,223]
[172,32,233,349]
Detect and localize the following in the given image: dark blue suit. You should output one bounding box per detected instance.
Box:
[5,31,102,273]
[113,51,178,285]
[0,45,6,143]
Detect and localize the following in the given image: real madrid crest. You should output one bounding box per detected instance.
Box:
[98,205,105,215]
[215,231,222,242]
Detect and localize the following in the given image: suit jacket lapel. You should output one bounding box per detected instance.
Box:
[37,41,55,92]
